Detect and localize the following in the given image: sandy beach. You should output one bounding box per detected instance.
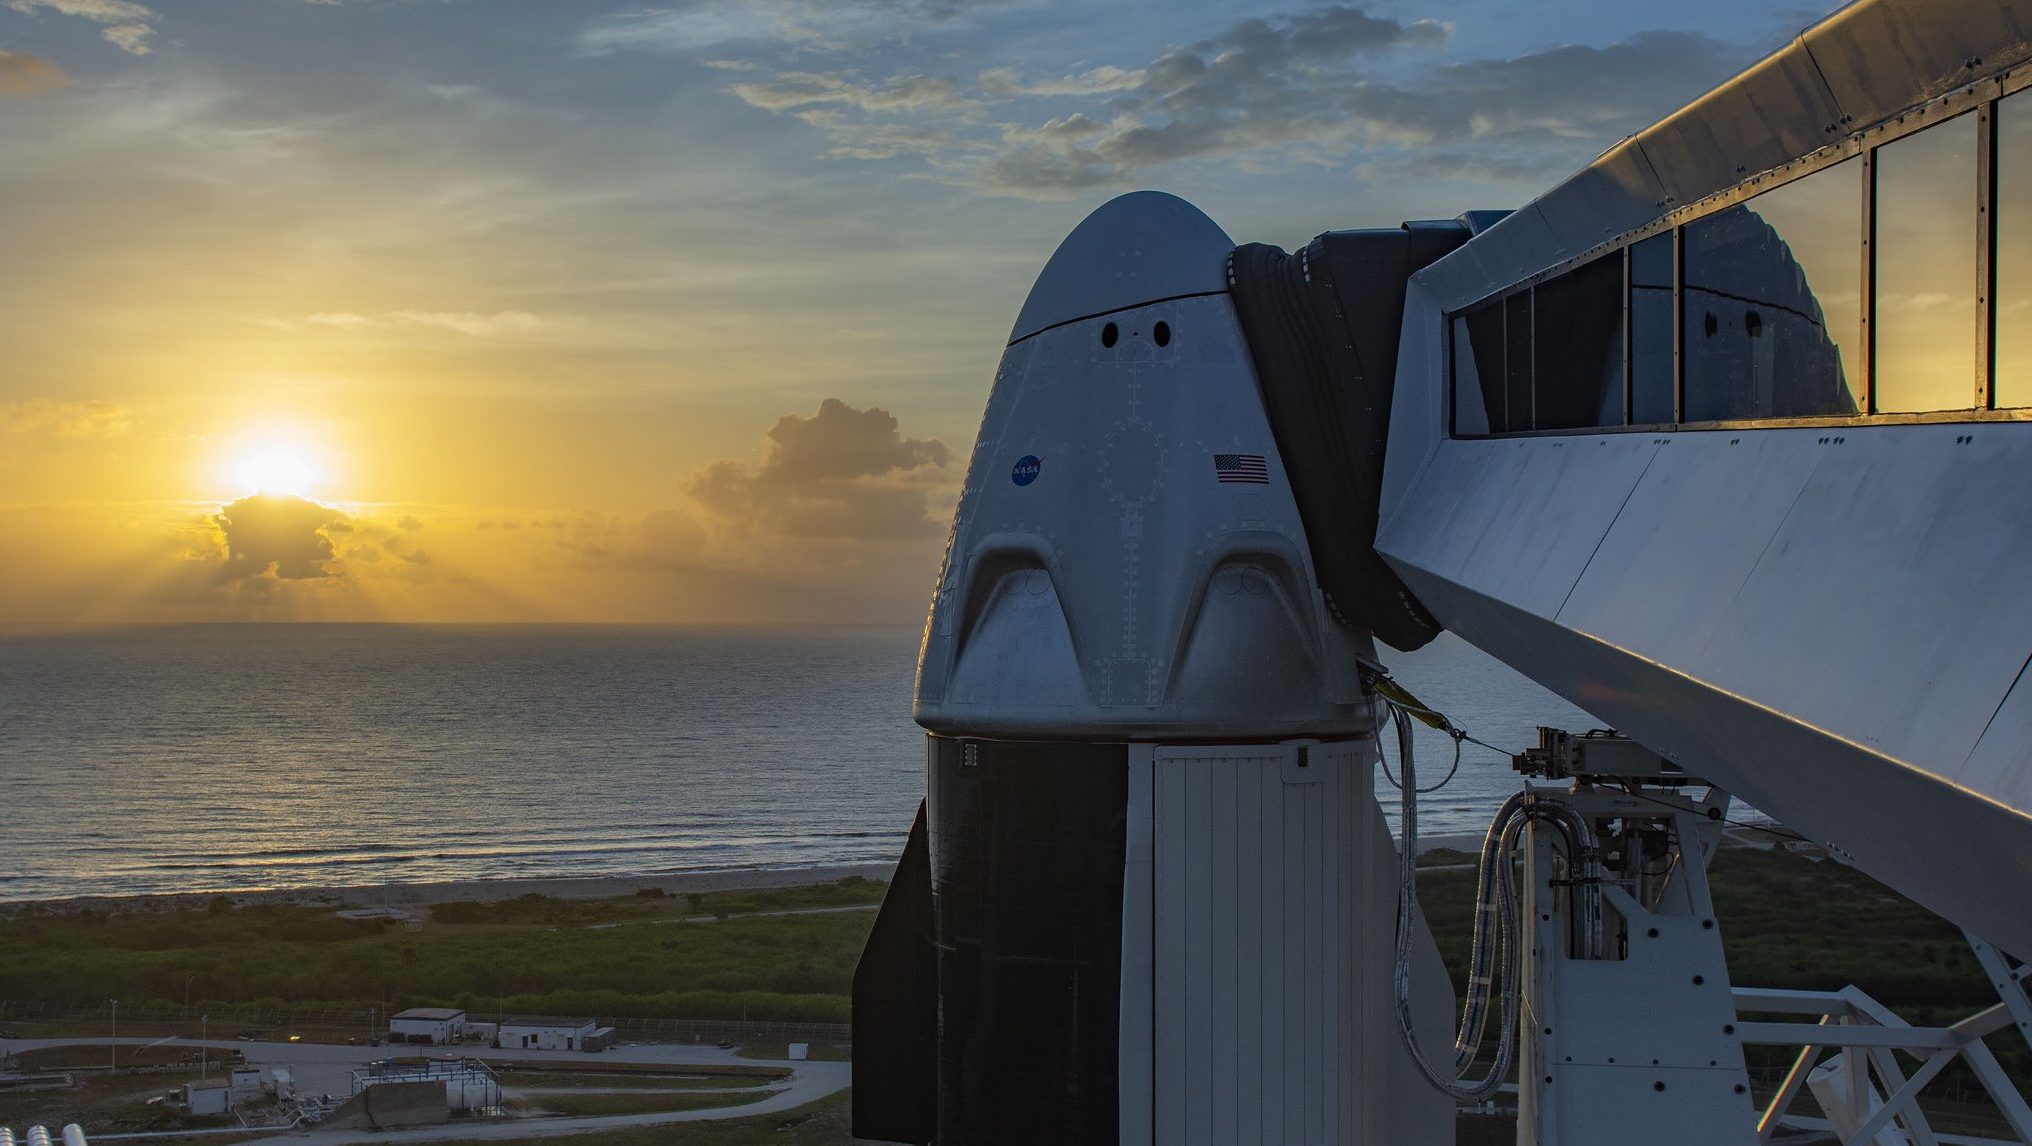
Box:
[0,862,898,920]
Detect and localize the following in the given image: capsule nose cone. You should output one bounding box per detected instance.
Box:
[1008,190,1235,344]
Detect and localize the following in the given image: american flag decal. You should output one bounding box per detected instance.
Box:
[1214,453,1270,484]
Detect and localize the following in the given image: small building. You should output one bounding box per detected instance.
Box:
[497,1017,609,1052]
[388,1007,466,1046]
[351,1056,500,1114]
[229,1066,262,1092]
[185,1080,231,1115]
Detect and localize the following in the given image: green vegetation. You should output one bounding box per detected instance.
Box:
[4,849,2025,1138]
[732,1042,850,1062]
[428,878,884,926]
[0,879,883,1024]
[14,1045,238,1073]
[0,1074,234,1136]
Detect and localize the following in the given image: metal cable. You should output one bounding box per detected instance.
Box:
[1379,686,1610,1097]
[1386,699,1525,1102]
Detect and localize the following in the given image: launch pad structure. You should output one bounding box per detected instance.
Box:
[852,1,2032,1142]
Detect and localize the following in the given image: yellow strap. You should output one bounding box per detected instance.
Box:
[1367,673,1453,733]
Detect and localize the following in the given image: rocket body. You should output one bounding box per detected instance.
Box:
[855,192,1455,1145]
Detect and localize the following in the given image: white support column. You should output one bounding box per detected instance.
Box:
[1966,934,2032,1055]
[1520,794,1758,1146]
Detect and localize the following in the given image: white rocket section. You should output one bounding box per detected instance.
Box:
[1379,274,2032,959]
[915,192,1367,740]
[912,191,1457,1144]
[1122,739,1452,1146]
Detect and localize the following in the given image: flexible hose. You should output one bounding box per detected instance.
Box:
[1388,701,1522,1101]
[1381,696,1606,1099]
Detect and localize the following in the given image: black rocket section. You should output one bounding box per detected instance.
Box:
[929,737,1127,1146]
[851,801,937,1145]
[1227,222,1469,652]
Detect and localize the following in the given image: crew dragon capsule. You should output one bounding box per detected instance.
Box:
[853,191,1477,1145]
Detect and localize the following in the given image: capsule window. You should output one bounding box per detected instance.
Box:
[1101,322,1119,348]
[1153,321,1171,347]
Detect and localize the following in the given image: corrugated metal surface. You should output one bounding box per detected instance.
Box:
[1147,744,1451,1145]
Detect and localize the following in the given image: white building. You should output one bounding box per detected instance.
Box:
[184,1080,230,1115]
[497,1017,610,1052]
[387,1007,466,1046]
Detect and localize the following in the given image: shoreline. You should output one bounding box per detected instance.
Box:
[0,862,898,920]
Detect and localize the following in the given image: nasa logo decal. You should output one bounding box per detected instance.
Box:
[1010,454,1042,486]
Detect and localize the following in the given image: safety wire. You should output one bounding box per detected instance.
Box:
[1367,666,1605,1103]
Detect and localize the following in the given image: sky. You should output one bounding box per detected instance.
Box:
[0,0,1840,623]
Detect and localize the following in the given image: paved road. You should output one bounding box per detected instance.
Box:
[290,1067,846,1145]
[5,1037,847,1141]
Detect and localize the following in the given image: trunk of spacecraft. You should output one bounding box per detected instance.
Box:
[853,191,1472,1144]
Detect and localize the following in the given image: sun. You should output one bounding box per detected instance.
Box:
[236,449,318,497]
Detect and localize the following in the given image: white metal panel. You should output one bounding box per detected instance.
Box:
[1154,746,1336,1146]
[1691,423,2032,775]
[1965,663,2032,813]
[1148,742,1452,1145]
[1007,190,1230,343]
[1520,814,1757,1145]
[1384,567,2032,963]
[1378,277,1451,528]
[1555,428,1828,664]
[1377,435,1661,621]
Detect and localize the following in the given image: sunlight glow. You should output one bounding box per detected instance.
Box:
[235,449,318,497]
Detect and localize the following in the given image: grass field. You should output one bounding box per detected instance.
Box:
[3,844,2026,1141]
[0,1072,237,1136]
[0,880,886,1025]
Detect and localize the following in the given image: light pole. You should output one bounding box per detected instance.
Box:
[108,998,117,1074]
[184,974,195,1013]
[200,1015,208,1081]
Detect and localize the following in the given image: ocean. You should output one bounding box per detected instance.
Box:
[0,624,1600,903]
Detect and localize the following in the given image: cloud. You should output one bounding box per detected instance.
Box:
[729,72,978,116]
[686,397,950,540]
[211,494,347,582]
[580,0,1008,55]
[0,49,68,96]
[718,5,1742,198]
[6,0,158,55]
[0,399,134,437]
[257,310,551,337]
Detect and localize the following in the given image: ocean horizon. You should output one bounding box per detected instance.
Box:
[0,622,1599,903]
